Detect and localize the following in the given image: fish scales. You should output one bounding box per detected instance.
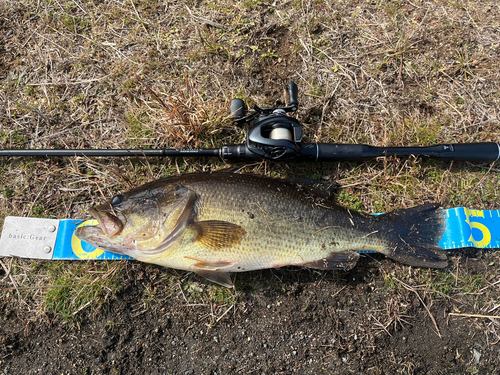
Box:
[176,175,382,270]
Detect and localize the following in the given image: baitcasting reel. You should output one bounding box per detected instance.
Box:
[229,82,303,161]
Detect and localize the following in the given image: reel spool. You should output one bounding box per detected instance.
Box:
[269,127,292,141]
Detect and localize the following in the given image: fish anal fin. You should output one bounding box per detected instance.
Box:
[184,256,236,271]
[298,251,360,270]
[195,271,233,288]
[192,220,246,251]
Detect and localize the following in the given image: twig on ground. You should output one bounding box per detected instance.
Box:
[394,277,442,339]
[449,312,500,320]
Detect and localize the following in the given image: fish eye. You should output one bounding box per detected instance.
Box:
[111,195,124,207]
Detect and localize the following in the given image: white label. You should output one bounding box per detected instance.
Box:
[0,217,59,259]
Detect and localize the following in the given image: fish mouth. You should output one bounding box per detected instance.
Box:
[86,208,124,238]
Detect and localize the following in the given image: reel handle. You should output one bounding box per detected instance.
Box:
[230,98,245,119]
[287,82,298,110]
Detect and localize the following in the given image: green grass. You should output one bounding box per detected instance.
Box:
[43,262,123,324]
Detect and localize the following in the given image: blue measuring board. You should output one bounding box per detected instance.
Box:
[440,207,500,249]
[52,207,500,261]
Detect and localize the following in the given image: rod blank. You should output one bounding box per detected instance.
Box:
[0,149,220,158]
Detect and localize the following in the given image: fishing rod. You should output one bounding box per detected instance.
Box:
[2,82,499,162]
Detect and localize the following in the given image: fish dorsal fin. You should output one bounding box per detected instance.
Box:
[287,177,338,199]
[298,251,360,270]
[195,271,234,288]
[191,220,246,251]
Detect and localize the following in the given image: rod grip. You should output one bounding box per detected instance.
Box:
[446,143,500,161]
[299,144,365,161]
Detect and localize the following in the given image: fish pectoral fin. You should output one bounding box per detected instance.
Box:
[298,251,360,270]
[184,256,236,271]
[191,220,246,251]
[195,271,233,288]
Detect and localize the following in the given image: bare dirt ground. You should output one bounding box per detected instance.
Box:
[1,1,500,374]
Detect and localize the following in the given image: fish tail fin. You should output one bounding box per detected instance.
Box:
[376,203,447,268]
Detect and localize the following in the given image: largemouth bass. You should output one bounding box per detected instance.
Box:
[76,173,447,287]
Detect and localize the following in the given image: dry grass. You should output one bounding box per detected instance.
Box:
[136,73,234,147]
[1,0,500,373]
